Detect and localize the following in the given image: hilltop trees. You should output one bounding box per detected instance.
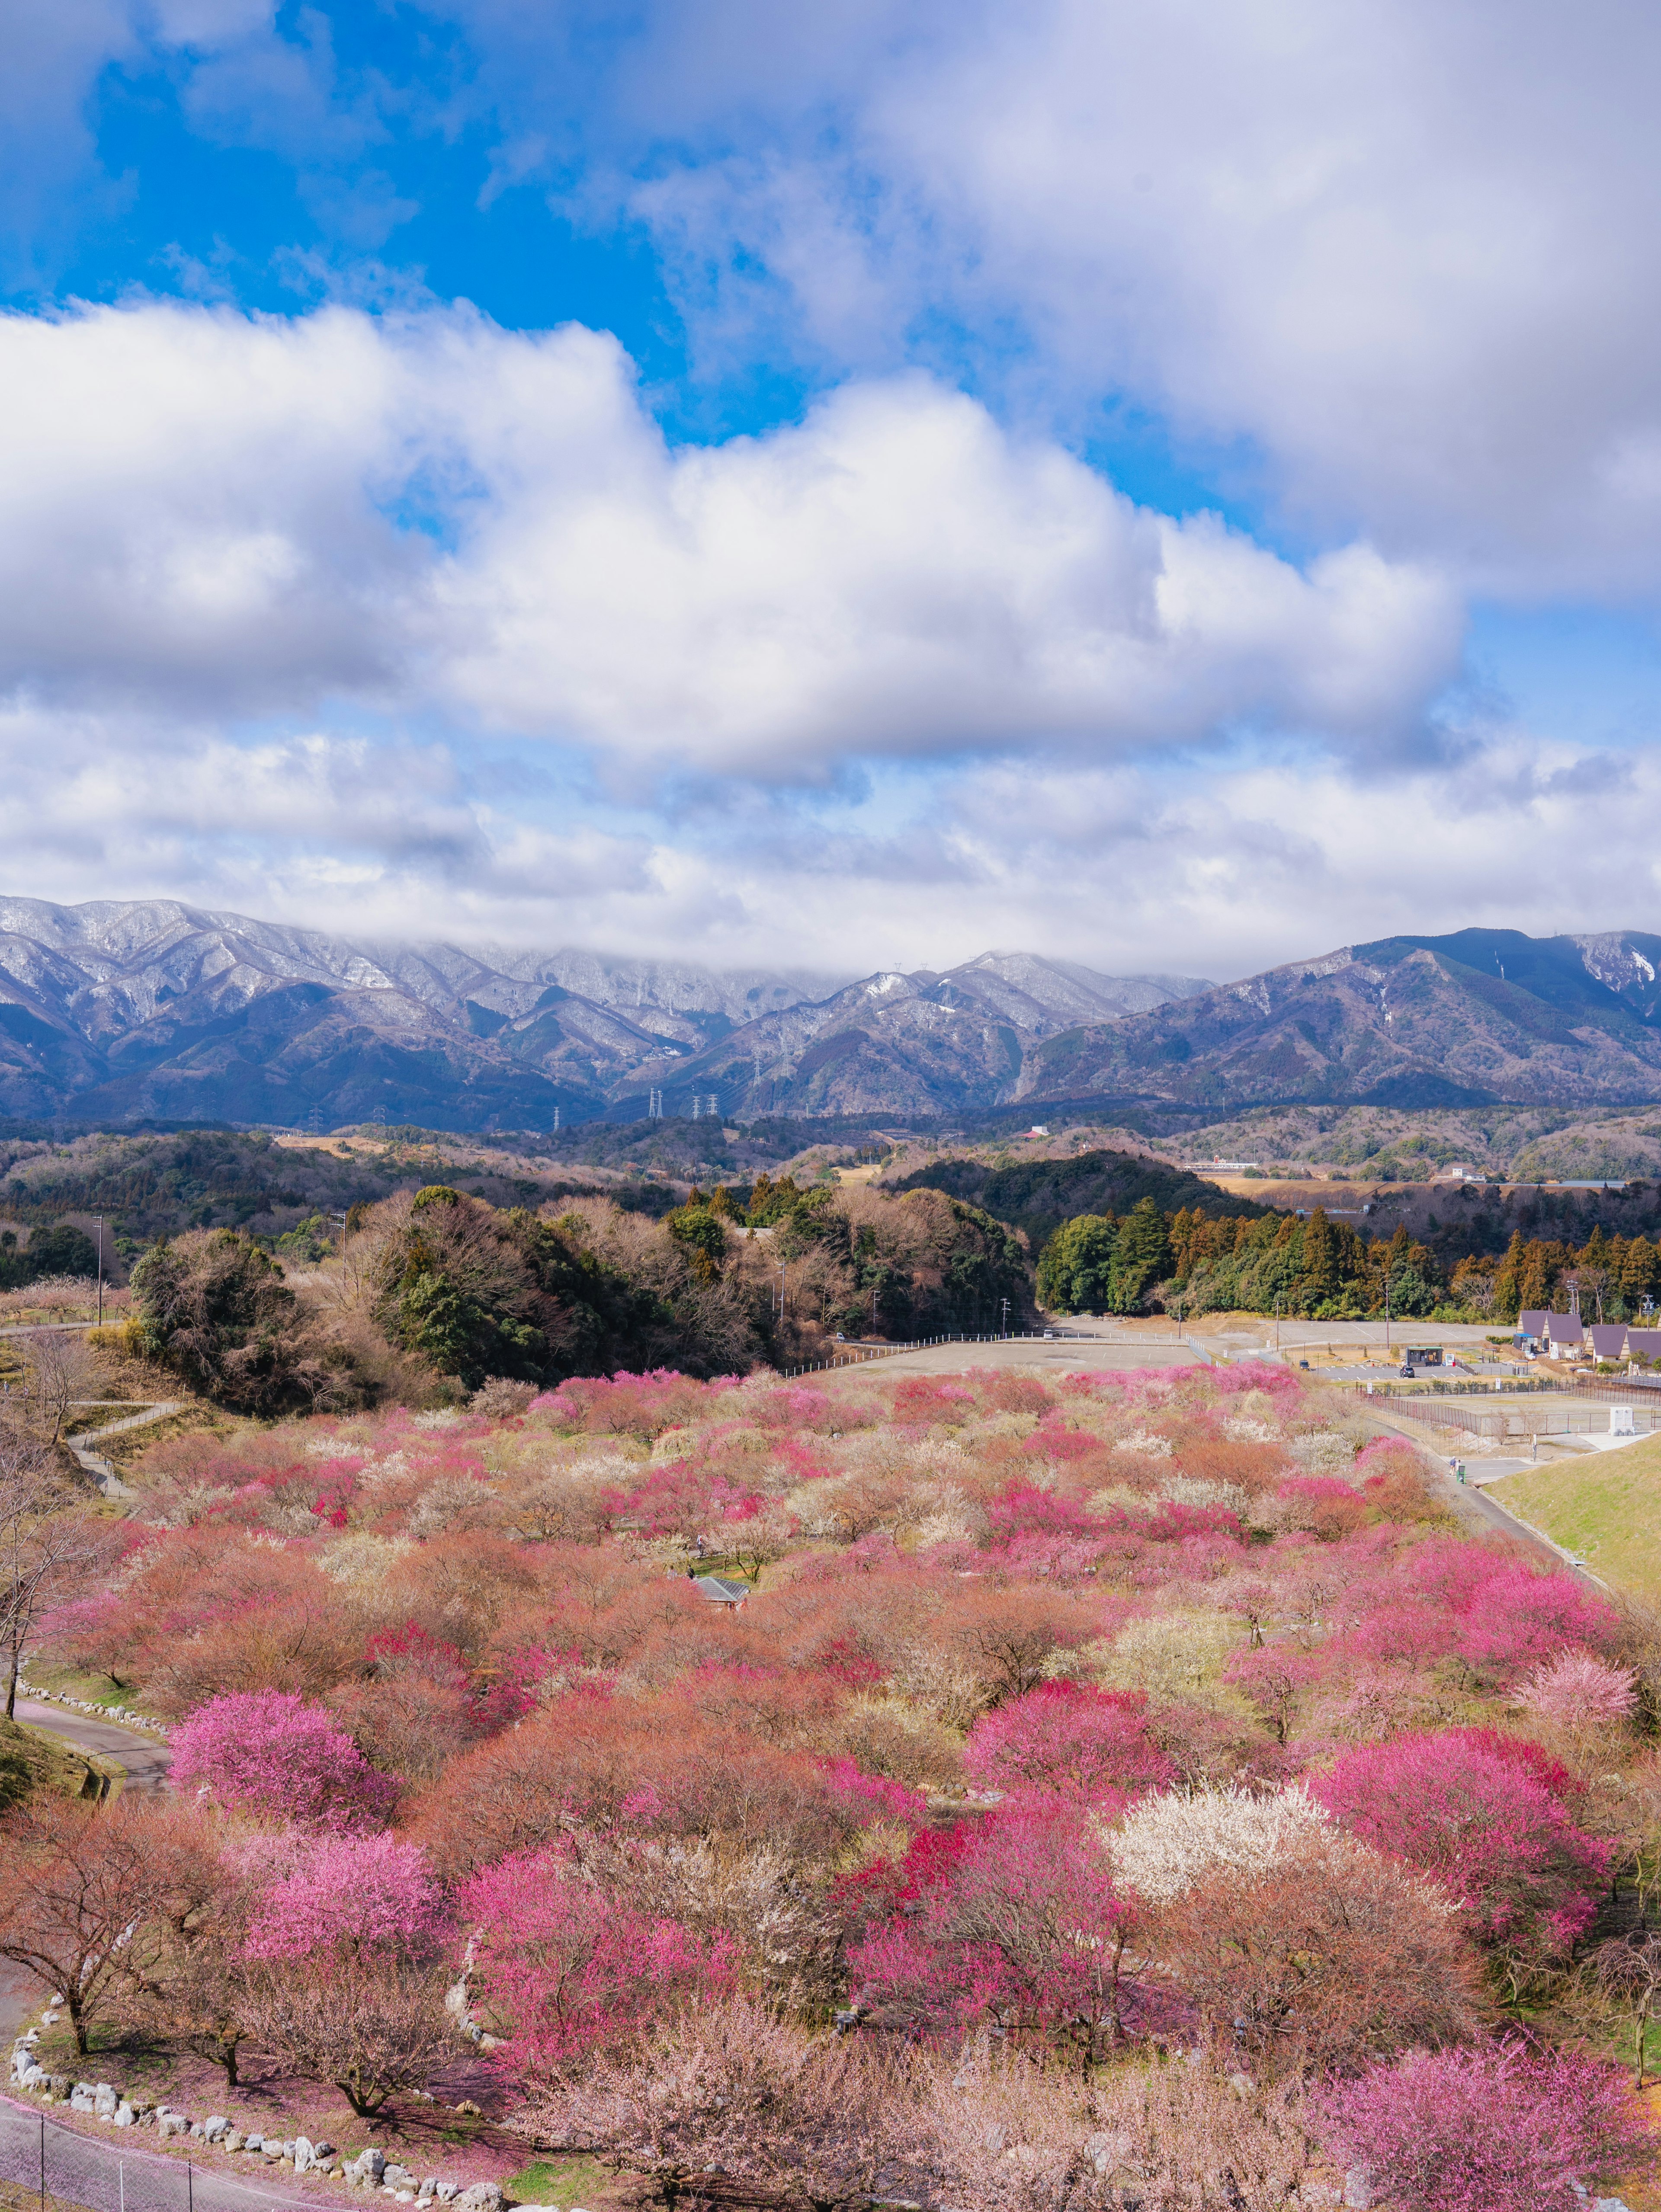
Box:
[132,1229,317,1414]
[370,1186,677,1389]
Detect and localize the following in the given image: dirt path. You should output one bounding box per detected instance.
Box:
[67,1403,180,1501]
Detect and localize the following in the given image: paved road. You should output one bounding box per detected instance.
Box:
[0,2094,327,2212]
[0,1707,170,2044]
[11,1702,170,1791]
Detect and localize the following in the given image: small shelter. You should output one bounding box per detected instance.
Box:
[1544,1313,1584,1350]
[1588,1323,1629,1360]
[690,1573,751,1608]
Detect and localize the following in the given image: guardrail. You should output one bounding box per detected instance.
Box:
[778,1330,1216,1379]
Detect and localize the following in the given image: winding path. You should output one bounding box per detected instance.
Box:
[67,1402,182,1501]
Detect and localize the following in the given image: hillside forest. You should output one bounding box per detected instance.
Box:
[6,1361,1661,2212]
[1037,1200,1661,1328]
[122,1178,1032,1414]
[11,1127,1661,1385]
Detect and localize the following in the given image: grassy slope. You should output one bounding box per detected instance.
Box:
[1489,1433,1661,1594]
[0,1713,122,1809]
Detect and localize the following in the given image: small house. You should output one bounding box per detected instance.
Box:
[1588,1323,1629,1361]
[1545,1314,1584,1351]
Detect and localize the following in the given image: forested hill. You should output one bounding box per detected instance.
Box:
[888,1148,1275,1252]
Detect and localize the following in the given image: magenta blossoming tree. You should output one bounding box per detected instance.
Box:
[461,1847,734,2084]
[1310,1729,1609,1971]
[962,1682,1176,1808]
[1318,2042,1653,2212]
[243,1833,442,1960]
[170,1689,399,1831]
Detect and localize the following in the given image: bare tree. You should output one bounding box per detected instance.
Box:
[528,1995,929,2212]
[14,1328,101,1448]
[0,1434,97,1719]
[244,1953,462,2116]
[1596,1933,1661,2087]
[0,1798,207,2055]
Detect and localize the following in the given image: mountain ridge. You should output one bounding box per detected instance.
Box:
[0,898,1208,1131]
[1,903,1658,1130]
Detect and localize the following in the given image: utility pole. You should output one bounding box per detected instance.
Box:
[1000,1296,1010,1336]
[95,1214,103,1327]
[1274,1295,1280,1352]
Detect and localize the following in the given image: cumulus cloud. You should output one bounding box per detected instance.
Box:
[455,0,1661,593]
[0,299,1459,771]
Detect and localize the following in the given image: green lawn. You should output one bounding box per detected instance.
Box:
[1490,1432,1661,1594]
[500,2154,618,2208]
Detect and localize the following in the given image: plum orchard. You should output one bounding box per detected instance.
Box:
[9,1360,1661,2209]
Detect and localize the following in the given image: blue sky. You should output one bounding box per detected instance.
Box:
[3,0,1661,982]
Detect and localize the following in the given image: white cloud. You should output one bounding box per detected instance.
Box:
[519,0,1661,594]
[0,299,1459,772]
[0,693,1653,983]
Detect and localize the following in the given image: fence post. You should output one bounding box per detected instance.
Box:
[39,2112,45,2212]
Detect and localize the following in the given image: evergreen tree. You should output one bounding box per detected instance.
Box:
[1111,1196,1172,1311]
[1493,1231,1526,1321]
[1517,1239,1557,1315]
[1623,1235,1659,1312]
[1300,1207,1340,1304]
[1036,1215,1119,1312]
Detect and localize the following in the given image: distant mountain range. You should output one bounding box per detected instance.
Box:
[0,899,1206,1130]
[0,904,1658,1130]
[1017,929,1661,1113]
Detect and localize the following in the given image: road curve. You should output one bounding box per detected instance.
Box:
[10,1701,170,1793]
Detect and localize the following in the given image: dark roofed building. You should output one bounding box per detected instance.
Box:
[690,1573,751,1607]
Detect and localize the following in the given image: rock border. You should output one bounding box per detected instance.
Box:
[10,2035,513,2210]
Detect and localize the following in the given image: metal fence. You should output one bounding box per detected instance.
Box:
[0,2105,314,2212]
[1361,1390,1661,1442]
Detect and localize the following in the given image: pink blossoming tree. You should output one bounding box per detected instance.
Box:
[170,1689,399,1831]
[1318,2042,1652,2212]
